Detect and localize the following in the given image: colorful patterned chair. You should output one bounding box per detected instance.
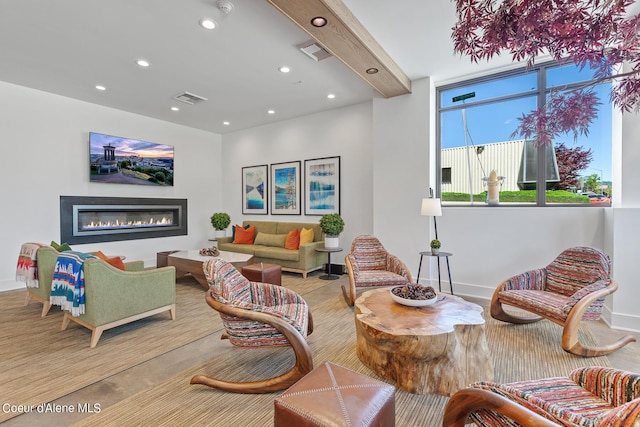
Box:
[443,366,640,427]
[490,246,635,356]
[190,258,313,393]
[343,235,412,306]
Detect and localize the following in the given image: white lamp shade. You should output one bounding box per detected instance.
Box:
[421,198,442,216]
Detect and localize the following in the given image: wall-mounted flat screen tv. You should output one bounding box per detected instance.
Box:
[89,132,174,186]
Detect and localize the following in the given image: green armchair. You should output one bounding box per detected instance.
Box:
[61,257,176,348]
[23,246,176,347]
[23,245,59,316]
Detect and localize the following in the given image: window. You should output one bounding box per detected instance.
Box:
[442,167,452,184]
[436,61,612,206]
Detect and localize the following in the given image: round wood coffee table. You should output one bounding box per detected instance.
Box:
[354,287,493,396]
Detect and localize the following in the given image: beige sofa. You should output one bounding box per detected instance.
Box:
[217,220,326,278]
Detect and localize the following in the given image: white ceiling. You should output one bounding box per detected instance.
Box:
[0,0,513,134]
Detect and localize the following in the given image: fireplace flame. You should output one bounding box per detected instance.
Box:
[82,216,173,231]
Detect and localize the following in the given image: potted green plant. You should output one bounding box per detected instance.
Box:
[430,239,441,255]
[210,212,231,238]
[319,213,345,248]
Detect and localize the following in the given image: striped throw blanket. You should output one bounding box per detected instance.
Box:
[15,242,44,288]
[50,251,96,317]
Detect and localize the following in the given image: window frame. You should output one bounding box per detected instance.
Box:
[435,60,610,207]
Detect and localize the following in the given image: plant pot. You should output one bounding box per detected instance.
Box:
[431,248,440,255]
[215,229,227,238]
[325,235,340,248]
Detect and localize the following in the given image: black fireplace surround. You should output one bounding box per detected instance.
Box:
[60,196,187,244]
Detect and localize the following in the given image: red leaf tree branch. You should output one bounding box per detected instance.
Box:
[451,0,640,145]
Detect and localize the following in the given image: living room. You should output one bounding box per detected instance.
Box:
[2,0,640,425]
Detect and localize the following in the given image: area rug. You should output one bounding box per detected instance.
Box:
[72,293,611,427]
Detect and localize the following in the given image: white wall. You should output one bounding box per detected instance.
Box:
[372,78,431,272]
[220,102,374,256]
[0,81,222,292]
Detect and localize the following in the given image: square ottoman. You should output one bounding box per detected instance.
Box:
[274,362,395,427]
[242,262,282,286]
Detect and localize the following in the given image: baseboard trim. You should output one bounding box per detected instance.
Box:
[0,279,24,293]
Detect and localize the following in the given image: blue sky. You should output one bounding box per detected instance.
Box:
[440,65,613,181]
[90,132,174,159]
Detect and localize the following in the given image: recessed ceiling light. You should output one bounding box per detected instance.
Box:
[278,66,291,73]
[171,106,180,111]
[311,17,327,27]
[95,85,106,91]
[136,59,151,67]
[327,93,336,99]
[223,121,230,126]
[267,109,275,114]
[199,18,217,30]
[366,67,379,74]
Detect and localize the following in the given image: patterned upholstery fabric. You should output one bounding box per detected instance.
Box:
[545,247,610,296]
[468,367,640,427]
[350,235,389,271]
[347,235,411,288]
[497,247,611,322]
[203,258,309,348]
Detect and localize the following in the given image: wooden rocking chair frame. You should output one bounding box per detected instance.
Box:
[190,289,314,393]
[491,279,635,357]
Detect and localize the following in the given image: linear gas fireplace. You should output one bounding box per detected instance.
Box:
[60,196,188,244]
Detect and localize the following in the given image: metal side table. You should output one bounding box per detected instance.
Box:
[315,247,343,280]
[416,251,454,294]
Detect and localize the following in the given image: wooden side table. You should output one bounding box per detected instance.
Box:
[416,251,453,294]
[241,262,282,286]
[315,247,343,280]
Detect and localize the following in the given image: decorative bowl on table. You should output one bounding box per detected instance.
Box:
[390,284,437,307]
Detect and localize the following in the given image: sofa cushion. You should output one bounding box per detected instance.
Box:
[233,225,256,244]
[300,228,315,245]
[94,251,126,271]
[231,224,250,241]
[254,246,300,261]
[254,232,286,248]
[285,228,300,250]
[219,242,256,255]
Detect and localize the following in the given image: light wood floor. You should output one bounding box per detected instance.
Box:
[4,274,640,426]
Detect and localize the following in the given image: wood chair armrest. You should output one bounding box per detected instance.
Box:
[387,254,413,282]
[564,280,618,325]
[442,387,561,427]
[205,290,312,363]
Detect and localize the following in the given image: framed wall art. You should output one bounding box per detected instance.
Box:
[270,161,301,215]
[304,156,340,215]
[242,164,268,214]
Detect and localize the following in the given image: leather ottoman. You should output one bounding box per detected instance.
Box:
[274,362,395,427]
[241,262,282,286]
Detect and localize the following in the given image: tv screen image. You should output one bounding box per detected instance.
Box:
[89,132,174,186]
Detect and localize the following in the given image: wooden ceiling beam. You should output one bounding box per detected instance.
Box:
[266,0,412,98]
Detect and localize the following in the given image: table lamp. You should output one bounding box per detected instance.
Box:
[420,190,442,240]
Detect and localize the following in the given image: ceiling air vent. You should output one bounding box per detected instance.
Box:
[296,40,332,61]
[173,91,208,105]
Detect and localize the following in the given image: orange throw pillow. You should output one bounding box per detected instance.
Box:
[233,225,256,244]
[285,228,300,250]
[94,251,126,270]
